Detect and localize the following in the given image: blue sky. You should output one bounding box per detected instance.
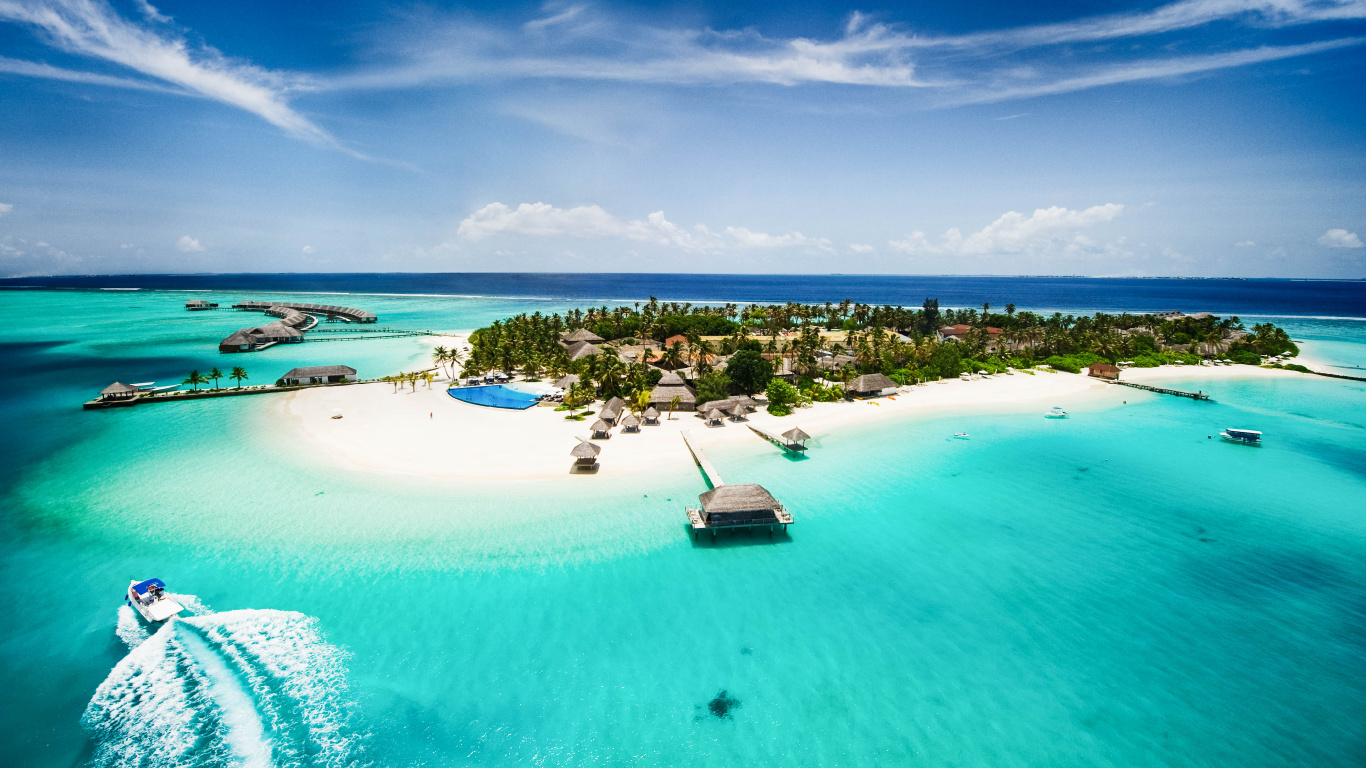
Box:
[0,0,1363,277]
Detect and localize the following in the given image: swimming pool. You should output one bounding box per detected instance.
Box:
[446,384,543,410]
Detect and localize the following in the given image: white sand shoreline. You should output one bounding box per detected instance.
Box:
[273,332,1341,484]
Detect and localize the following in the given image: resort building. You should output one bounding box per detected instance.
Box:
[99,382,139,402]
[570,440,600,472]
[663,334,689,348]
[185,299,218,310]
[219,322,304,353]
[560,328,605,346]
[845,373,897,397]
[232,301,377,324]
[686,483,793,537]
[216,300,374,353]
[937,324,1005,353]
[566,340,604,361]
[552,373,580,389]
[591,419,612,439]
[278,365,357,385]
[647,371,697,412]
[599,396,627,425]
[620,414,641,433]
[1087,362,1121,381]
[642,407,661,425]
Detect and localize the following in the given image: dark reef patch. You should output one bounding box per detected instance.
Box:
[706,690,740,719]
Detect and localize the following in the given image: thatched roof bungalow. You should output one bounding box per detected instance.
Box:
[845,373,897,397]
[599,396,627,424]
[570,439,601,470]
[648,371,697,412]
[552,373,580,389]
[279,365,357,385]
[561,328,605,345]
[687,484,793,537]
[620,413,641,432]
[100,382,139,401]
[642,406,661,425]
[591,419,612,439]
[704,407,725,426]
[566,340,604,361]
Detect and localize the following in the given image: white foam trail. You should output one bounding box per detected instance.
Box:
[85,609,364,768]
[177,627,274,767]
[114,606,150,650]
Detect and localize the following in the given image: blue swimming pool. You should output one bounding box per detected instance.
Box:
[446,384,542,410]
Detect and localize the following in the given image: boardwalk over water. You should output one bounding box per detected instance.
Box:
[748,425,808,453]
[680,431,724,487]
[1112,380,1211,401]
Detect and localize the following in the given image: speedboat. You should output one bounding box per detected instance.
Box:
[126,578,185,622]
[953,432,970,439]
[1045,406,1068,419]
[1219,428,1262,445]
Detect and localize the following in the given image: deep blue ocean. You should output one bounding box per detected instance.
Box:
[4,273,1365,317]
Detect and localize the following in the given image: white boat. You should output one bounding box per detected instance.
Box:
[126,578,185,622]
[1219,428,1262,445]
[953,432,970,439]
[1045,406,1068,419]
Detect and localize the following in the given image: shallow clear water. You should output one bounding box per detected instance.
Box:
[2,289,1364,767]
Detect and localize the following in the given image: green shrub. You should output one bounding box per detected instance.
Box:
[765,378,799,416]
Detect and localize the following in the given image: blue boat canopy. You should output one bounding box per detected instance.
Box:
[131,578,166,595]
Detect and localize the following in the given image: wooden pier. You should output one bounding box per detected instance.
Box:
[83,380,365,409]
[1112,380,1211,401]
[680,431,724,487]
[748,425,809,453]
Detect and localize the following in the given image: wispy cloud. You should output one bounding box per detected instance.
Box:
[175,235,204,252]
[1317,228,1364,248]
[457,202,830,253]
[0,0,344,149]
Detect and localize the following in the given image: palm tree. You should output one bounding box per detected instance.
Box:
[229,366,248,389]
[208,367,223,390]
[432,346,449,378]
[422,371,436,389]
[668,394,682,421]
[662,341,686,370]
[183,370,208,391]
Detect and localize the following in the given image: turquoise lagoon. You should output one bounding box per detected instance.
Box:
[1,289,1365,767]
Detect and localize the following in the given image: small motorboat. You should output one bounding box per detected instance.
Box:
[126,578,185,622]
[1045,406,1068,419]
[1219,428,1262,445]
[953,432,970,439]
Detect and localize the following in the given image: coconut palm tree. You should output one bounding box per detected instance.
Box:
[423,371,436,389]
[183,370,208,391]
[208,367,223,390]
[668,394,682,421]
[432,346,449,377]
[229,366,248,389]
[662,341,686,370]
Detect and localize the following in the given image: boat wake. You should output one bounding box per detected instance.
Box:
[88,608,365,767]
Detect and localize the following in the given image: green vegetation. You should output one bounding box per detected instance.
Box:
[182,370,208,391]
[463,298,1299,406]
[765,379,800,416]
[229,366,248,389]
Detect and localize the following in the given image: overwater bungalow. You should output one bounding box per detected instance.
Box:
[642,406,661,425]
[591,419,612,439]
[99,382,139,402]
[278,365,357,385]
[647,371,697,412]
[570,439,601,471]
[845,373,897,397]
[232,301,377,323]
[686,483,793,538]
[185,299,217,310]
[620,413,641,433]
[218,322,304,353]
[781,427,810,450]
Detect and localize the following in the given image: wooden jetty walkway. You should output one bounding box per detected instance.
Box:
[680,431,724,487]
[83,380,366,409]
[1112,380,1211,401]
[748,424,809,453]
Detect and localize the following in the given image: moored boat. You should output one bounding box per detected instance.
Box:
[1045,406,1068,419]
[126,578,185,622]
[953,432,970,439]
[1219,428,1262,445]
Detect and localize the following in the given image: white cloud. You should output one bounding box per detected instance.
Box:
[848,243,875,253]
[890,204,1124,257]
[1236,240,1256,247]
[0,202,11,216]
[0,0,343,150]
[1317,228,1364,248]
[457,202,828,253]
[302,245,316,254]
[176,235,204,252]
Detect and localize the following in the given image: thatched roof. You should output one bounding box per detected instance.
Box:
[642,406,660,419]
[570,440,601,458]
[562,328,605,344]
[101,382,138,396]
[281,365,356,379]
[591,419,611,433]
[705,408,724,420]
[620,414,641,427]
[782,427,810,443]
[219,330,255,348]
[698,483,779,514]
[649,384,696,405]
[1089,362,1121,373]
[567,341,604,361]
[657,371,687,386]
[603,396,626,412]
[846,373,896,393]
[553,373,580,389]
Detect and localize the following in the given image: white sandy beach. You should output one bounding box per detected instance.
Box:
[277,332,1329,484]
